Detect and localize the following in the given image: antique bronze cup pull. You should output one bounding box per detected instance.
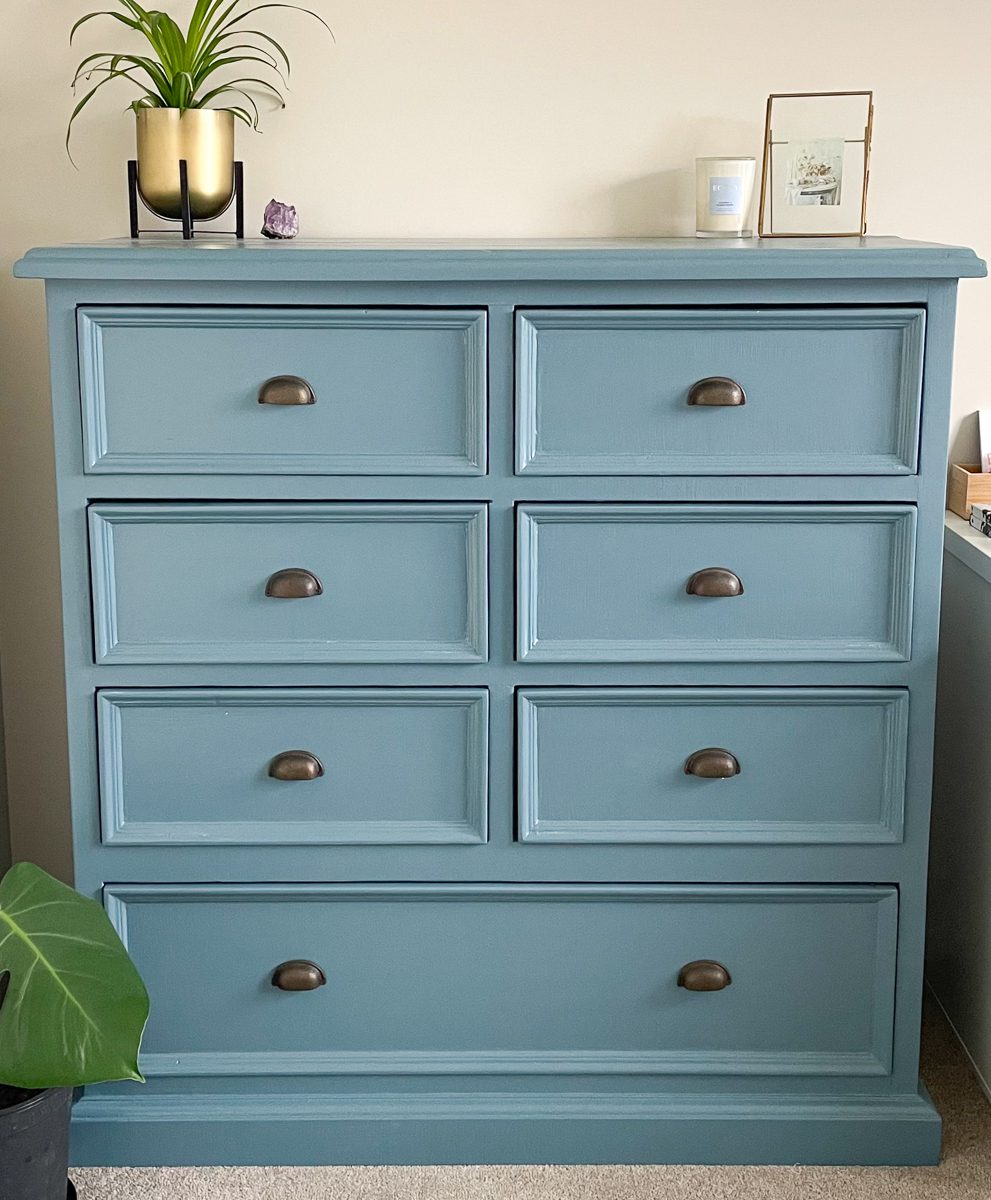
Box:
[257,375,316,406]
[686,376,746,407]
[686,567,744,597]
[268,751,325,781]
[271,960,327,991]
[684,748,740,779]
[265,568,323,598]
[677,960,732,991]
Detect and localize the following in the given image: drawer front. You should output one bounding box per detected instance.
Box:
[107,883,897,1079]
[517,504,915,662]
[90,503,488,664]
[78,307,486,475]
[518,688,908,844]
[516,308,924,475]
[98,689,488,845]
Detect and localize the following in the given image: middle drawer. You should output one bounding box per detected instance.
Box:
[97,688,488,846]
[89,503,488,664]
[518,687,908,845]
[518,503,916,663]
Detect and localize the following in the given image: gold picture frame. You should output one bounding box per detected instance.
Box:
[758,91,873,238]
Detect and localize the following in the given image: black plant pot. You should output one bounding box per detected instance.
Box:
[0,1086,73,1199]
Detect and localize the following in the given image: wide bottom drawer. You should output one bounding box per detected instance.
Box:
[107,883,897,1080]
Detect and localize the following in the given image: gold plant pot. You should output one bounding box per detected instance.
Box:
[135,108,235,222]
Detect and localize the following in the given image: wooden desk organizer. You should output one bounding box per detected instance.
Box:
[948,464,991,519]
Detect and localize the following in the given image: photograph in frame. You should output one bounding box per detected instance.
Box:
[759,91,873,237]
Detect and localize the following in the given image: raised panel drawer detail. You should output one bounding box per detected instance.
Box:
[517,504,915,662]
[98,688,488,845]
[78,306,487,475]
[516,308,924,475]
[106,883,897,1079]
[90,503,488,664]
[518,688,908,844]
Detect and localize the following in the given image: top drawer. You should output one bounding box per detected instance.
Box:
[516,307,925,475]
[77,307,487,475]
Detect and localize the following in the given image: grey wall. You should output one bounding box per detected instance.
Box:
[927,518,991,1095]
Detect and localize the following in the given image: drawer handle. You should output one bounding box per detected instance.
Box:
[684,748,740,779]
[265,568,323,599]
[678,960,732,992]
[686,376,746,407]
[258,375,316,406]
[271,960,327,992]
[686,567,744,597]
[268,750,325,781]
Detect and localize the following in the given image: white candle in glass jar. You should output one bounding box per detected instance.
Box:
[695,157,756,237]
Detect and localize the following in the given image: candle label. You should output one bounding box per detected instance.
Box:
[709,176,744,216]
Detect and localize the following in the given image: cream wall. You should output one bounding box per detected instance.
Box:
[0,0,989,878]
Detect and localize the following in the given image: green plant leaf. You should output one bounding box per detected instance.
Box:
[215,28,293,75]
[70,10,141,43]
[197,84,262,126]
[196,0,241,46]
[202,41,282,73]
[220,4,334,40]
[197,53,289,90]
[198,77,285,112]
[0,862,148,1088]
[223,104,258,127]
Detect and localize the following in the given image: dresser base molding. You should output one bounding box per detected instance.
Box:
[70,1087,942,1166]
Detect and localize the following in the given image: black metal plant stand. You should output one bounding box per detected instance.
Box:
[128,158,245,239]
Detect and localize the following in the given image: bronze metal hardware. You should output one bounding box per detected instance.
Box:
[686,567,744,597]
[265,568,323,599]
[257,375,316,406]
[271,960,327,991]
[684,748,741,779]
[268,750,325,781]
[686,376,746,407]
[677,960,732,992]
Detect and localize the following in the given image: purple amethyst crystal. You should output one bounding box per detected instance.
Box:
[261,199,299,239]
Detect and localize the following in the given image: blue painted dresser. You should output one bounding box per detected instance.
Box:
[14,237,985,1167]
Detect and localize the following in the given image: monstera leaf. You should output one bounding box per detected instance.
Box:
[0,862,149,1088]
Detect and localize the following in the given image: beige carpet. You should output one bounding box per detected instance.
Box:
[73,1003,991,1200]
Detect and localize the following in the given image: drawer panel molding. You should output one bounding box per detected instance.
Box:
[518,688,909,844]
[89,502,488,664]
[78,306,487,475]
[516,307,925,476]
[98,688,489,845]
[517,504,916,663]
[106,883,897,1081]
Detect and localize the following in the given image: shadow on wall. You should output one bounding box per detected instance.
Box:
[928,542,991,1094]
[591,117,759,237]
[0,8,123,882]
[0,687,8,870]
[603,167,695,237]
[951,410,980,472]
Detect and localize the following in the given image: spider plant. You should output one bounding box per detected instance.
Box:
[68,0,332,157]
